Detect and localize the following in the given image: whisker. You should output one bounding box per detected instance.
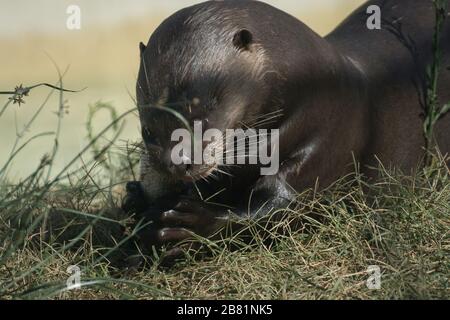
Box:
[189,172,204,200]
[204,188,227,202]
[214,168,234,177]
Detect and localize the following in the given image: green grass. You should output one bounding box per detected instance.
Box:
[423,0,450,166]
[0,102,448,299]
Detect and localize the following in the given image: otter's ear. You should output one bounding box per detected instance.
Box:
[139,42,147,57]
[233,29,253,51]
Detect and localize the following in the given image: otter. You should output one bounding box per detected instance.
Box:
[123,0,450,261]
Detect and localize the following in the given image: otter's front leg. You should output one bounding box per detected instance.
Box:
[121,181,174,266]
[153,199,239,265]
[121,181,236,265]
[122,175,295,267]
[155,176,295,264]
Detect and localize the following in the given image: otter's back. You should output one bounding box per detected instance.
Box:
[326,0,450,166]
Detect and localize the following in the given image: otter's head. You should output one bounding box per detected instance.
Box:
[136,4,270,184]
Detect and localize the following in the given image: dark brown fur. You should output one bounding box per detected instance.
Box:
[124,0,450,262]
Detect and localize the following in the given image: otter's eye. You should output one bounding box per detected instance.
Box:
[142,127,159,147]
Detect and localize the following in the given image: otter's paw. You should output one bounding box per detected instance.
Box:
[121,181,149,215]
[159,199,232,239]
[155,199,237,267]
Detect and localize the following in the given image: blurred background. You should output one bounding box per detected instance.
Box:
[0,0,365,179]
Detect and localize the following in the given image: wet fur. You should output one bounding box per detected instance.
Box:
[125,0,450,261]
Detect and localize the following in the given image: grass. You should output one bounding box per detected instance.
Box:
[424,0,450,165]
[0,74,449,299]
[0,91,448,299]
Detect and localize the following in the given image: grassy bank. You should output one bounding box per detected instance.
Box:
[0,99,448,299]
